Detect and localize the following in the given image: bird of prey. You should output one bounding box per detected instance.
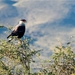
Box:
[7,19,27,41]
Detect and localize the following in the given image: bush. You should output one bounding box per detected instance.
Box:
[41,43,75,75]
[0,38,41,75]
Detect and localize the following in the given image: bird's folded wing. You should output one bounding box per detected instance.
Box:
[12,25,19,31]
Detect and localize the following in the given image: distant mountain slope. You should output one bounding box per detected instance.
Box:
[0,0,18,25]
[0,27,8,39]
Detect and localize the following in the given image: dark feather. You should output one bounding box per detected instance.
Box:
[7,25,25,39]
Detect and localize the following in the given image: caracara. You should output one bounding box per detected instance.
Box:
[7,19,27,41]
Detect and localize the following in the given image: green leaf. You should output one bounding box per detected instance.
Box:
[0,26,4,28]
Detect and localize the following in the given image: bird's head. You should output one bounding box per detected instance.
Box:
[21,19,27,23]
[19,19,27,24]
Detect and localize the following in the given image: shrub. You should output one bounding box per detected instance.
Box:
[41,43,75,75]
[0,38,41,75]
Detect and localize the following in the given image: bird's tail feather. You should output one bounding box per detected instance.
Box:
[7,34,11,39]
[7,35,12,42]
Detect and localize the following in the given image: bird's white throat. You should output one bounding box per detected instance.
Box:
[19,21,25,24]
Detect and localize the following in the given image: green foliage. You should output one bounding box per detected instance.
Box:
[0,38,41,75]
[51,45,75,75]
[0,25,4,28]
[41,44,75,75]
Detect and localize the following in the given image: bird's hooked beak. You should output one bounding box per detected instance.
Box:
[23,20,27,23]
[21,19,27,23]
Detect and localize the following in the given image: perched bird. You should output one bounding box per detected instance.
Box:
[7,19,27,41]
